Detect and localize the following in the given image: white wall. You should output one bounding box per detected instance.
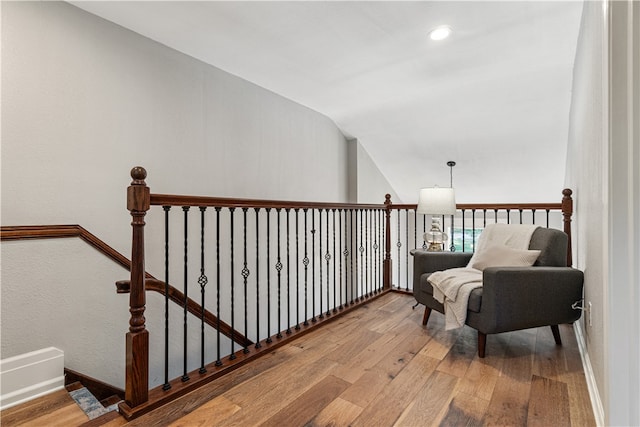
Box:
[1,1,397,388]
[565,1,607,421]
[566,1,640,425]
[606,1,639,425]
[348,138,400,204]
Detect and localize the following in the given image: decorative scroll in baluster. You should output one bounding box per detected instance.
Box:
[126,166,150,407]
[318,209,324,319]
[162,206,171,391]
[276,209,283,338]
[181,206,190,382]
[241,208,250,353]
[396,209,401,289]
[350,209,355,304]
[405,209,409,290]
[359,210,365,299]
[339,209,344,309]
[384,195,392,290]
[562,189,574,266]
[355,209,361,300]
[198,207,208,373]
[367,209,371,296]
[325,209,331,317]
[374,210,379,293]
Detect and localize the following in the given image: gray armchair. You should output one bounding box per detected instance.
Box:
[412,227,583,357]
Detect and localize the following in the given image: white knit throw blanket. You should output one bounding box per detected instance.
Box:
[429,223,538,330]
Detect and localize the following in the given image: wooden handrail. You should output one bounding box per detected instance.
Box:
[116,279,252,347]
[0,224,250,346]
[1,224,138,275]
[150,193,385,210]
[390,202,563,210]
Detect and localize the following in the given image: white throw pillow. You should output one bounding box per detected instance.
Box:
[469,245,541,271]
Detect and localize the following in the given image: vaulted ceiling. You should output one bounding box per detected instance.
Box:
[70,1,584,203]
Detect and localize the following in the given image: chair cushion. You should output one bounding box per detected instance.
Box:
[469,245,540,271]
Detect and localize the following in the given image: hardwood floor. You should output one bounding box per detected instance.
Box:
[1,293,595,426]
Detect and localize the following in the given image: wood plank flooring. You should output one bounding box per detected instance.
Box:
[0,293,595,426]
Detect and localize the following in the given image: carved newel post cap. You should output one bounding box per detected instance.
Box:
[562,188,572,197]
[385,194,392,205]
[131,166,147,184]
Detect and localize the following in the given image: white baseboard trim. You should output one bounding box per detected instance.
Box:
[573,322,605,426]
[0,347,65,411]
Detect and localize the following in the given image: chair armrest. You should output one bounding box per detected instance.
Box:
[476,267,584,334]
[411,250,472,273]
[411,251,473,290]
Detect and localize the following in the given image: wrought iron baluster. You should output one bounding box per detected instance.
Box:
[198,206,208,373]
[483,209,487,228]
[472,209,476,252]
[422,211,427,249]
[215,207,222,366]
[303,209,309,325]
[375,209,380,293]
[461,209,466,252]
[162,206,171,390]
[339,209,344,309]
[365,209,370,295]
[546,209,550,228]
[532,209,536,225]
[266,208,272,343]
[276,209,283,338]
[295,209,301,330]
[332,209,337,313]
[359,210,365,298]
[254,208,261,348]
[319,209,324,319]
[325,209,331,316]
[519,209,523,224]
[241,208,250,354]
[229,207,236,360]
[181,206,190,382]
[507,209,511,224]
[311,209,316,322]
[378,210,383,291]
[350,209,355,304]
[405,209,409,290]
[286,209,292,334]
[396,210,401,289]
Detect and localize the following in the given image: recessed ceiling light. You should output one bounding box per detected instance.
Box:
[429,25,452,41]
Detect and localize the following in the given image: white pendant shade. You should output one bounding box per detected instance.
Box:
[416,187,456,215]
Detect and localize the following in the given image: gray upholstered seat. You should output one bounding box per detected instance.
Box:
[412,227,584,357]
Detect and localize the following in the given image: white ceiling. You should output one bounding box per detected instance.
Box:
[70,1,584,203]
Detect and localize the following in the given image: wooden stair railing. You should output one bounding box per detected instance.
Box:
[0,225,251,346]
[118,167,393,420]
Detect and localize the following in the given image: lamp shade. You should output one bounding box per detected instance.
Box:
[416,187,456,215]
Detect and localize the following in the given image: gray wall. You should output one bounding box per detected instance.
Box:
[0,1,396,388]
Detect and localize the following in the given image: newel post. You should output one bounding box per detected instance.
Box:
[562,188,573,267]
[383,194,392,289]
[126,166,150,407]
